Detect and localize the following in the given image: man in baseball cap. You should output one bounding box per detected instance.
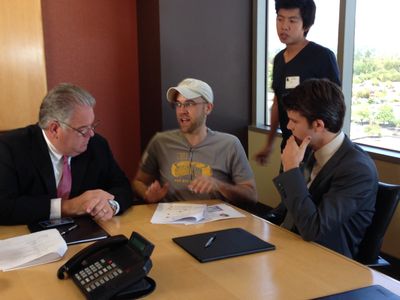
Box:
[166,78,214,104]
[132,78,257,205]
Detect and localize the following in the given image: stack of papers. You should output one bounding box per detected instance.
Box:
[0,229,68,271]
[151,203,245,225]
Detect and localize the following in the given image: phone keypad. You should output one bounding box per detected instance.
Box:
[74,258,123,293]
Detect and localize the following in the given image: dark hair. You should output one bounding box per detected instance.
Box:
[282,78,345,133]
[275,0,316,37]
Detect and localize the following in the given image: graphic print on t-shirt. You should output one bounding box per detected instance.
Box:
[171,161,212,184]
[171,150,212,184]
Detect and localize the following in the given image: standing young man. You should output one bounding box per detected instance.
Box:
[254,0,341,223]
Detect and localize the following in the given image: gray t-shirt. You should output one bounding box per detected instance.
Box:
[140,129,254,202]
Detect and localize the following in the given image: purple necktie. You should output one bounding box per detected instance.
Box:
[57,156,72,200]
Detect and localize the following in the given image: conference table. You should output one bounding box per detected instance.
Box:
[1,200,400,299]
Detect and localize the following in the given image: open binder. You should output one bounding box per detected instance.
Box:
[172,227,275,263]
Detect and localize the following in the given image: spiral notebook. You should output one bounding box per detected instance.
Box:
[172,227,275,263]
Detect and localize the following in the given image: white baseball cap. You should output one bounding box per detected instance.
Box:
[166,78,214,104]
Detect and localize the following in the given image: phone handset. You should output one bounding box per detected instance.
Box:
[57,235,127,279]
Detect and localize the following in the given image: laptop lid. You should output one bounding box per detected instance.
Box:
[172,227,275,263]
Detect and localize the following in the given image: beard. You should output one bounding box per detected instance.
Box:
[179,111,207,134]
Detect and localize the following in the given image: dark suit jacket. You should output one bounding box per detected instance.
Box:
[0,125,133,225]
[273,135,378,258]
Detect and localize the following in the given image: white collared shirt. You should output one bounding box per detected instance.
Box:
[309,131,345,185]
[42,130,70,219]
[41,130,120,217]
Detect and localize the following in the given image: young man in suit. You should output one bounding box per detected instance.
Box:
[273,78,378,258]
[0,83,133,225]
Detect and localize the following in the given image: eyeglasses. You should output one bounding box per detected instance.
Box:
[172,100,207,109]
[58,120,99,137]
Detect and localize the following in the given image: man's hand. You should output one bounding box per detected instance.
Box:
[61,189,115,221]
[188,175,220,194]
[253,144,273,166]
[145,180,169,203]
[188,176,257,204]
[281,135,311,172]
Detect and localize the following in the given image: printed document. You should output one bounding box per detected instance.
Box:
[151,203,207,224]
[0,229,68,271]
[151,203,245,225]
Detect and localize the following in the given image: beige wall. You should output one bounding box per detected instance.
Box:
[249,130,281,208]
[0,0,47,130]
[249,129,400,259]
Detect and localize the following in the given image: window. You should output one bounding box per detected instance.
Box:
[351,0,400,152]
[254,0,400,156]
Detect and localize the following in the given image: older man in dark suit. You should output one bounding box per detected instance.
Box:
[0,83,133,225]
[273,79,378,258]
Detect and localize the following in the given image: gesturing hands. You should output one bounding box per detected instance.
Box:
[253,144,273,166]
[187,175,257,204]
[145,180,169,203]
[188,175,220,194]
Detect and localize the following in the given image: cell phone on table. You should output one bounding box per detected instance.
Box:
[39,217,75,229]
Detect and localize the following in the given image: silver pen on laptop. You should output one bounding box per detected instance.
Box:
[204,235,216,248]
[60,224,78,236]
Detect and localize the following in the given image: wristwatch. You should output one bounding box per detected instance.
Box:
[108,199,119,215]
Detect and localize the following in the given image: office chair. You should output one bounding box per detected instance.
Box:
[356,182,400,267]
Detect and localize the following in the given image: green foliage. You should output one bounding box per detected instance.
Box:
[352,103,371,124]
[353,50,400,82]
[376,105,396,126]
[355,88,370,99]
[384,59,400,73]
[364,124,381,136]
[352,50,400,138]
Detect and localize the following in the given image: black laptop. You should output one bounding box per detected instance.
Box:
[314,285,400,300]
[28,215,109,245]
[172,227,275,263]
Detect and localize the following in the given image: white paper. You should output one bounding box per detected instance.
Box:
[199,203,245,223]
[151,203,207,224]
[151,203,245,225]
[0,229,68,271]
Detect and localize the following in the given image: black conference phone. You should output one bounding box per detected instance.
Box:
[57,232,155,300]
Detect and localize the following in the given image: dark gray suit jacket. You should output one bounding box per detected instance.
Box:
[0,125,133,225]
[273,135,378,258]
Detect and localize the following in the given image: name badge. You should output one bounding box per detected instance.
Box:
[285,76,300,89]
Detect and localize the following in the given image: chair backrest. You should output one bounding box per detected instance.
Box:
[356,182,400,265]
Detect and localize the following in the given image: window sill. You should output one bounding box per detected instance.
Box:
[248,124,400,164]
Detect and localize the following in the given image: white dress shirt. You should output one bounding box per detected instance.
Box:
[41,130,70,219]
[309,131,345,185]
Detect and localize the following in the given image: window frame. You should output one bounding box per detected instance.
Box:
[251,0,400,162]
